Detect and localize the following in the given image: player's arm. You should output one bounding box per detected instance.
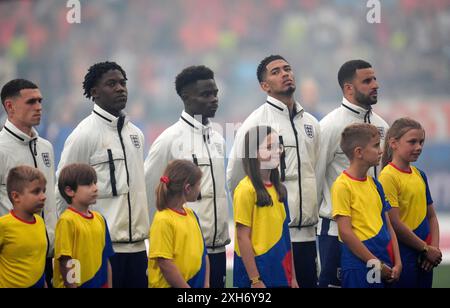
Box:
[236,223,266,288]
[315,120,338,205]
[157,257,190,288]
[59,255,78,288]
[226,126,248,197]
[144,135,171,222]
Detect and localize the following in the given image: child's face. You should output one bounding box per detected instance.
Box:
[393,128,425,163]
[72,183,98,206]
[185,180,201,203]
[361,135,383,166]
[13,179,46,214]
[258,132,283,170]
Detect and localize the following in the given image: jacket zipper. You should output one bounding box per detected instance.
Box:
[117,118,133,243]
[28,140,38,168]
[289,113,303,229]
[203,134,218,250]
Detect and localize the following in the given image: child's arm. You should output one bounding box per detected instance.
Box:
[157,257,190,288]
[107,260,113,288]
[236,223,265,288]
[422,205,442,271]
[59,256,78,288]
[290,244,299,288]
[336,215,392,280]
[385,212,402,282]
[204,255,210,288]
[388,207,441,269]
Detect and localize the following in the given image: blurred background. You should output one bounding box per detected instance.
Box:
[1,0,449,287]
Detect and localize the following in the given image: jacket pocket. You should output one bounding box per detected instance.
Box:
[90,149,129,199]
[192,156,214,199]
[283,145,299,181]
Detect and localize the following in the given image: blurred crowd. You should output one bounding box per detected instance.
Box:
[1,0,450,161]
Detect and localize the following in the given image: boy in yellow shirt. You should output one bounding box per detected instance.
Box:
[54,163,114,288]
[332,123,401,288]
[0,166,48,288]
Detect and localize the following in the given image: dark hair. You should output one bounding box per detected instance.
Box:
[58,163,97,204]
[156,160,202,211]
[382,118,424,168]
[175,65,214,97]
[7,166,46,203]
[83,61,127,100]
[340,123,380,161]
[337,60,372,90]
[256,55,287,83]
[1,79,38,107]
[243,126,287,207]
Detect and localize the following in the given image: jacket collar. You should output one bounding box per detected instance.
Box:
[180,111,212,136]
[92,104,129,128]
[266,96,304,118]
[3,119,38,144]
[341,97,373,122]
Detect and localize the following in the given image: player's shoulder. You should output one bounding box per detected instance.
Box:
[37,136,53,150]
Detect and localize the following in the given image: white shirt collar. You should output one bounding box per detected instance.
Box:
[180,110,212,135]
[266,96,304,117]
[93,104,129,127]
[3,119,38,143]
[341,97,373,121]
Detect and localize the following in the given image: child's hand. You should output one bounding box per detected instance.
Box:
[251,280,266,288]
[291,278,299,289]
[425,246,442,266]
[387,263,402,283]
[421,259,435,272]
[380,263,393,281]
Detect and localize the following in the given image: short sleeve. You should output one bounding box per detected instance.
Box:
[378,172,400,208]
[54,217,75,259]
[373,178,392,213]
[418,169,434,206]
[0,223,4,252]
[233,182,257,227]
[331,180,352,218]
[102,217,115,259]
[148,215,175,260]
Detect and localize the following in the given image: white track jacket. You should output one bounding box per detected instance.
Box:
[0,119,57,256]
[227,96,320,242]
[316,98,389,236]
[144,111,230,253]
[56,104,150,253]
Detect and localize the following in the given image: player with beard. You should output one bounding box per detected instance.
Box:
[316,60,389,288]
[227,55,320,288]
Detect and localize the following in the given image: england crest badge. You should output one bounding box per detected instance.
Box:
[130,135,141,148]
[42,153,51,168]
[304,124,314,138]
